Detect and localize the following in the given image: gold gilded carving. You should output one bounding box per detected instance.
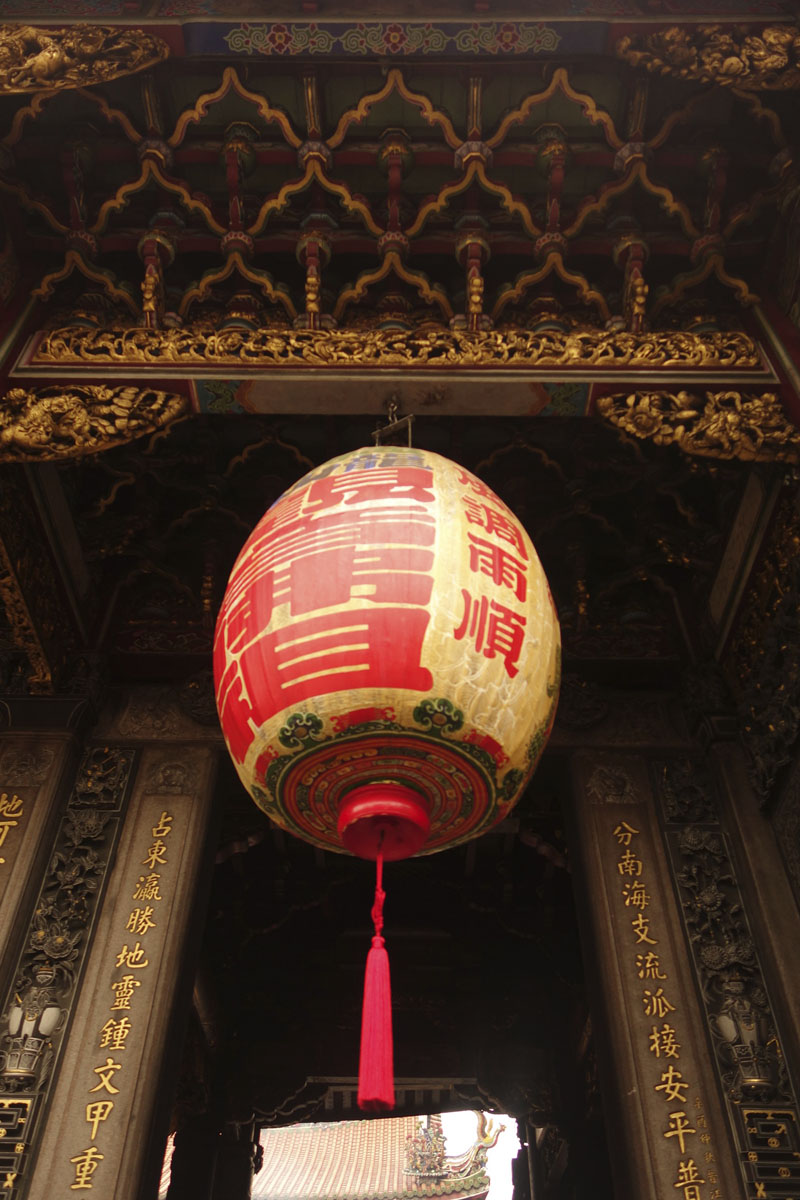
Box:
[169,66,302,150]
[597,390,800,462]
[0,385,188,461]
[617,25,800,91]
[327,67,461,151]
[33,326,761,371]
[0,25,169,94]
[493,251,611,323]
[486,67,623,150]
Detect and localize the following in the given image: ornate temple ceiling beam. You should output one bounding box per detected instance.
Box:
[28,327,763,373]
[0,385,189,461]
[596,389,800,463]
[616,24,800,91]
[0,25,170,94]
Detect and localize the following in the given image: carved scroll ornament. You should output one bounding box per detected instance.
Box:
[617,24,800,91]
[0,25,169,94]
[33,325,762,372]
[0,385,188,460]
[596,390,800,463]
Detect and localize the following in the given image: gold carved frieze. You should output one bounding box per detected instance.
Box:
[596,390,800,463]
[0,385,188,461]
[0,25,169,94]
[32,326,762,372]
[617,25,800,91]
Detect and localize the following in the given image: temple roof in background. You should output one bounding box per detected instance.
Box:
[250,1115,492,1200]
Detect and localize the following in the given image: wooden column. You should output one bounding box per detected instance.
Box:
[568,749,743,1200]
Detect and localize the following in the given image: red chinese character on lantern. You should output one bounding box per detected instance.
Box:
[455,469,501,503]
[303,466,435,511]
[453,590,526,678]
[216,603,434,757]
[467,532,527,601]
[227,507,436,618]
[214,469,441,758]
[462,499,529,560]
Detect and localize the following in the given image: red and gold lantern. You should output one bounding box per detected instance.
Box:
[214,444,560,1108]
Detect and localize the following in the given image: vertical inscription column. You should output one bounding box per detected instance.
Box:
[26,693,219,1200]
[569,751,743,1200]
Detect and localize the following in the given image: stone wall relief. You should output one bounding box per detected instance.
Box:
[0,745,135,1197]
[655,757,800,1198]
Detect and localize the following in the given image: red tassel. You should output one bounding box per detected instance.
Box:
[357,851,395,1112]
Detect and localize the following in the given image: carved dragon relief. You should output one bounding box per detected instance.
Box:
[617,24,800,91]
[0,385,188,461]
[596,390,800,463]
[0,25,169,94]
[32,325,762,372]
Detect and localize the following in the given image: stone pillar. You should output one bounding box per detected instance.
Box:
[18,687,220,1200]
[0,701,85,1000]
[569,749,742,1200]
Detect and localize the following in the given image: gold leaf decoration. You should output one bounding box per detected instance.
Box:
[596,390,800,463]
[0,385,188,460]
[0,25,169,94]
[617,24,800,91]
[32,327,762,372]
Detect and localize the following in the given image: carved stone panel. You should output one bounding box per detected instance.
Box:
[0,744,136,1199]
[655,757,800,1200]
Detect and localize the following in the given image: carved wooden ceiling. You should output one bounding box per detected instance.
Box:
[1,53,795,341]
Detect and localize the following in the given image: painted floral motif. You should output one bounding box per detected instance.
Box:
[225,22,336,56]
[223,21,560,58]
[455,22,561,54]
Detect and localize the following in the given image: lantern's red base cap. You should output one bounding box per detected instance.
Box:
[337,783,430,861]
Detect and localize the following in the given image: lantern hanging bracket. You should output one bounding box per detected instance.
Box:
[372,399,414,446]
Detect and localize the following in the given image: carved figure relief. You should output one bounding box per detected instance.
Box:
[617,25,800,91]
[655,758,800,1199]
[34,325,761,372]
[0,25,169,94]
[585,760,641,806]
[116,689,183,739]
[597,391,800,463]
[0,746,55,787]
[0,747,133,1098]
[144,759,198,795]
[0,385,187,461]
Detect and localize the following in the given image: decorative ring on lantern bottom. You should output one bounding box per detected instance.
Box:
[254,728,505,855]
[338,783,430,861]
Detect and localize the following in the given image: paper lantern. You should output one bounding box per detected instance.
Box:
[214,444,560,1109]
[214,444,560,855]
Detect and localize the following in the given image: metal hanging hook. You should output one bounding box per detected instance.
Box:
[372,396,414,446]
